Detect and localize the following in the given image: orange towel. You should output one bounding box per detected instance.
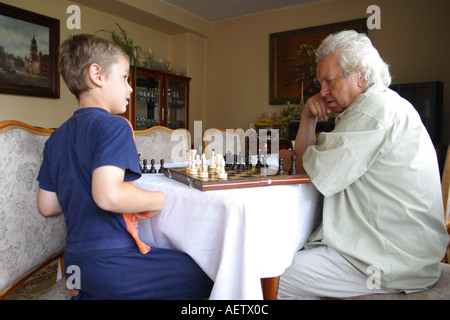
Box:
[123,210,150,254]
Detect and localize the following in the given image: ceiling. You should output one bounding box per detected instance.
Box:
[161,0,327,22]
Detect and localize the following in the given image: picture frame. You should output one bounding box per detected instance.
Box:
[0,3,60,98]
[269,18,367,105]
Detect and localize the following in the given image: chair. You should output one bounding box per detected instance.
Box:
[135,126,190,164]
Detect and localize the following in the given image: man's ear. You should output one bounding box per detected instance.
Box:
[357,72,367,88]
[88,63,104,87]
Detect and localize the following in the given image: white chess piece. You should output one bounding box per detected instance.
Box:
[188,149,198,175]
[218,158,227,179]
[209,150,216,171]
[215,154,222,174]
[189,165,198,175]
[195,154,201,169]
[186,151,193,172]
[199,154,209,178]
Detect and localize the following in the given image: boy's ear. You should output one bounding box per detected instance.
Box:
[88,63,104,87]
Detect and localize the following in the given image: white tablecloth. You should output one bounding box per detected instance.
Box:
[135,171,322,300]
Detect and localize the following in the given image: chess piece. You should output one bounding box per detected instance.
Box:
[278,158,285,175]
[158,159,165,173]
[198,154,209,178]
[187,149,198,175]
[238,154,245,170]
[250,155,258,168]
[186,150,192,172]
[142,159,148,173]
[209,150,216,172]
[189,166,198,175]
[289,155,297,175]
[218,158,227,179]
[215,154,222,174]
[195,154,201,169]
[232,154,238,170]
[138,152,143,172]
[149,159,157,173]
[260,155,268,174]
[256,154,261,169]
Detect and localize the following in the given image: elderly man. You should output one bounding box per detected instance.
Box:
[278,30,447,299]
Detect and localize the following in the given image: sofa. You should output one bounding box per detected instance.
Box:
[134,125,190,163]
[0,120,69,300]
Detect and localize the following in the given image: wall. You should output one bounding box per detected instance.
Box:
[1,0,449,145]
[0,0,202,129]
[204,0,450,145]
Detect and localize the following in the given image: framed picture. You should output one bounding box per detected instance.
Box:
[0,3,60,98]
[270,18,367,105]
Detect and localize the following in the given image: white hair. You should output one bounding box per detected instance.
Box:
[315,30,391,89]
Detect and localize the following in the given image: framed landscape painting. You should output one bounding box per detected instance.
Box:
[0,3,60,98]
[269,19,367,105]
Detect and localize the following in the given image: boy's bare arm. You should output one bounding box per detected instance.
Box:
[91,165,165,217]
[38,189,63,216]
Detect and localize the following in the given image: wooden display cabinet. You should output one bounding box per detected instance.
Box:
[122,67,190,130]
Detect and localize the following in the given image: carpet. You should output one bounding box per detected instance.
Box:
[5,260,60,300]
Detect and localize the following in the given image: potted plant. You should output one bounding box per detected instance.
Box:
[97,22,142,70]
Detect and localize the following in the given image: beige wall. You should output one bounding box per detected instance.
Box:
[205,0,450,144]
[0,0,190,128]
[1,0,449,145]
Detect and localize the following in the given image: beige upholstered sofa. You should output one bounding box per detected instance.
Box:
[0,121,69,300]
[135,126,190,164]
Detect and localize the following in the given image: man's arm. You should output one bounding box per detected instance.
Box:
[290,93,329,173]
[91,165,165,219]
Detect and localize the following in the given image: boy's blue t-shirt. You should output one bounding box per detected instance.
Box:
[38,107,142,253]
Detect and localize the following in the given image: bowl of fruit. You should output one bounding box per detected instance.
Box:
[251,117,282,131]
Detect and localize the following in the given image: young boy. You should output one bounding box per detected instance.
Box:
[37,34,213,299]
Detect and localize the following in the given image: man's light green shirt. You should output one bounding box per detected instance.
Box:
[303,84,447,293]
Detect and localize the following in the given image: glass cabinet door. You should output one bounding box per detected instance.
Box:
[135,73,162,130]
[127,67,190,131]
[166,79,187,129]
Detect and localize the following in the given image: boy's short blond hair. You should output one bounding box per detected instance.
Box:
[58,34,128,100]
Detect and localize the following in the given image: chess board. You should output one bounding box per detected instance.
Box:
[163,166,311,191]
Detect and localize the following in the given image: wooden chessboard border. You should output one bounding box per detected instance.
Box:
[164,167,311,191]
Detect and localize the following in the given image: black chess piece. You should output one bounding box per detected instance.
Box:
[158,159,165,173]
[238,154,244,170]
[256,154,261,169]
[142,159,148,173]
[232,154,238,170]
[289,155,297,175]
[278,158,285,175]
[138,152,143,172]
[149,159,157,173]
